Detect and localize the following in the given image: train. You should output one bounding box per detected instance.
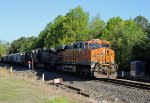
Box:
[0,39,118,78]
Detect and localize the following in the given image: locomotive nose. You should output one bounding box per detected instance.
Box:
[103,48,112,64]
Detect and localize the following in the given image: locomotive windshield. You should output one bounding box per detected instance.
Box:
[89,43,100,49]
[89,43,110,49]
[101,43,110,48]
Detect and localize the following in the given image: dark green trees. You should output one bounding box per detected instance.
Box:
[133,15,150,72]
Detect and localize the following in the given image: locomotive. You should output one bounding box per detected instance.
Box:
[0,39,118,78]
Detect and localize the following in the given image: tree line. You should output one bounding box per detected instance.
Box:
[0,6,150,71]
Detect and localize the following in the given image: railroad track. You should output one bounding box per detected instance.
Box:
[94,78,150,92]
[63,72,150,92]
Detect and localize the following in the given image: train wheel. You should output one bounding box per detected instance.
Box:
[93,63,101,78]
[79,67,84,76]
[106,69,110,78]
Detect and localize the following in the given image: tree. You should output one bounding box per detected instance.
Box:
[33,30,47,48]
[44,6,89,47]
[88,15,105,39]
[102,17,146,70]
[45,15,66,47]
[9,36,36,53]
[63,6,89,42]
[23,36,37,51]
[133,16,150,74]
[134,15,150,33]
[0,40,9,55]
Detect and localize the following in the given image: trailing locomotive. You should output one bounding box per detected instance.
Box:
[0,39,118,78]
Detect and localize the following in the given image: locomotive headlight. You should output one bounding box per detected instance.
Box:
[112,61,114,64]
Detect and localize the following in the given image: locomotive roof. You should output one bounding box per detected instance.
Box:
[55,45,66,51]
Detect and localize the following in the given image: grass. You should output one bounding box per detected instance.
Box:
[45,97,70,103]
[0,68,71,103]
[0,77,43,102]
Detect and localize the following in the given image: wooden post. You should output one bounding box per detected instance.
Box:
[10,66,13,75]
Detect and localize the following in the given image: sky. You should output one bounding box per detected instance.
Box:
[0,0,150,43]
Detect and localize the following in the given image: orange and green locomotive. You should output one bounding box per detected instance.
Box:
[54,39,118,78]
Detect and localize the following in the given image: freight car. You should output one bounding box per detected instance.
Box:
[1,51,31,65]
[0,39,118,78]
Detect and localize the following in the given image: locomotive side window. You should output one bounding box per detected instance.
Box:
[83,43,88,49]
[83,44,86,49]
[74,44,77,49]
[80,43,82,48]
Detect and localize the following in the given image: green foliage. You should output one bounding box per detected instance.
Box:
[45,15,66,47]
[64,6,89,42]
[88,15,105,39]
[133,16,150,73]
[34,6,105,48]
[32,31,47,49]
[9,36,36,53]
[44,6,89,48]
[102,17,146,70]
[134,15,150,33]
[0,40,9,55]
